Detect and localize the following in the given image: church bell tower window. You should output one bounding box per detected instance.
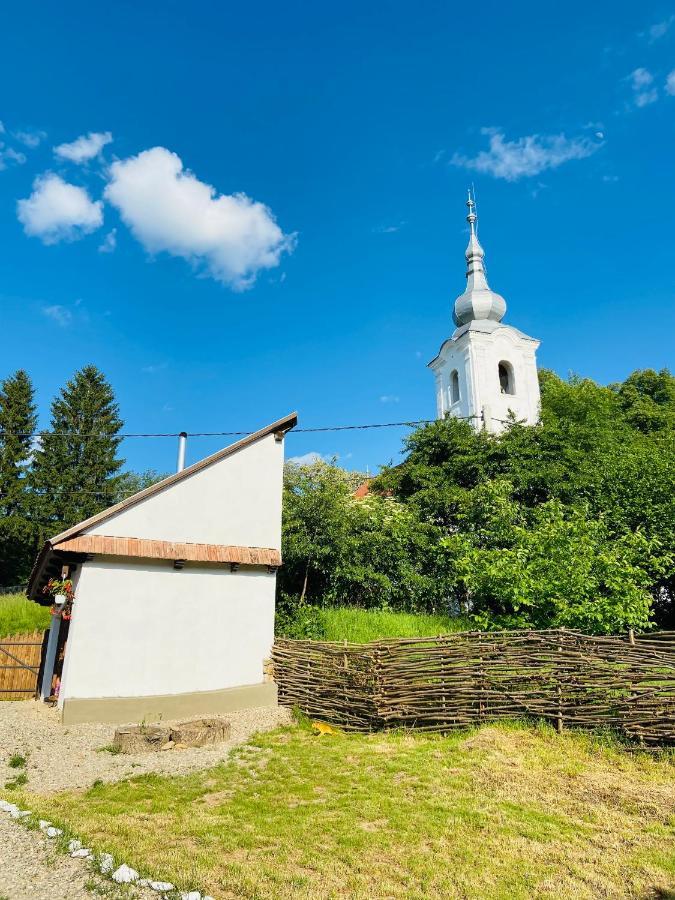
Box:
[450,370,460,405]
[498,362,515,395]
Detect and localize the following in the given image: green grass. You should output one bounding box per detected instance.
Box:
[5,771,28,790]
[318,606,471,642]
[0,592,50,639]
[8,753,27,769]
[96,744,123,756]
[17,721,675,899]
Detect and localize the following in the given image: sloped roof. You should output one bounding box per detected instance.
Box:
[352,480,372,498]
[27,411,297,599]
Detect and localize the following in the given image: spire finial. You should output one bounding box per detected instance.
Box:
[452,190,507,327]
[466,187,477,235]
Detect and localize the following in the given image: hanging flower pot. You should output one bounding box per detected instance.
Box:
[43,579,75,619]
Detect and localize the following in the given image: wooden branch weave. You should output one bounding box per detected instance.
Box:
[272,629,675,745]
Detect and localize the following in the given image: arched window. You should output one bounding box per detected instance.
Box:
[498,362,515,395]
[450,370,460,405]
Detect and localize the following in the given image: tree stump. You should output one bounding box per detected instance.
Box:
[112,718,231,753]
[113,725,172,753]
[170,717,231,748]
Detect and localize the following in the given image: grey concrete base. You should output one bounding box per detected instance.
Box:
[60,681,277,725]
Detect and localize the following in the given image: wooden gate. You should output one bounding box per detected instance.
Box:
[0,630,45,699]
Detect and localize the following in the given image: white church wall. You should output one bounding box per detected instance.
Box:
[431,327,540,432]
[60,558,276,702]
[86,432,283,549]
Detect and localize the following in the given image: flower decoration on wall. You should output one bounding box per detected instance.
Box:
[42,578,75,619]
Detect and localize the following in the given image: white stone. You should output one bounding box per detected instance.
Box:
[181,892,201,900]
[46,826,62,837]
[0,800,14,811]
[98,853,114,873]
[71,848,93,858]
[112,864,140,884]
[68,839,82,852]
[150,882,175,892]
[38,820,51,831]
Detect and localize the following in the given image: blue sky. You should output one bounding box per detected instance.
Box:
[1,1,674,475]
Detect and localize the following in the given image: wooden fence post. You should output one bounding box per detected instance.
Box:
[556,629,564,734]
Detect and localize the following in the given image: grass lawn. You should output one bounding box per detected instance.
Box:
[18,720,675,899]
[316,606,471,642]
[0,593,50,639]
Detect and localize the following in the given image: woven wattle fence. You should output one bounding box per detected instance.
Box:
[272,629,675,745]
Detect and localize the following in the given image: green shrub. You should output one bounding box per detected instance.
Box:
[275,597,326,640]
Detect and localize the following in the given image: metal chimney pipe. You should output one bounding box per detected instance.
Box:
[176,431,187,472]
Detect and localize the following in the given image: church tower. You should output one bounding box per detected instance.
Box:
[428,192,541,433]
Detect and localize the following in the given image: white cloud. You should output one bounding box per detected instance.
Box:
[630,68,654,89]
[98,228,117,253]
[602,174,620,183]
[54,131,113,163]
[0,145,26,171]
[634,88,658,107]
[104,147,295,289]
[379,394,400,403]
[666,70,675,95]
[14,128,46,148]
[644,16,674,41]
[17,173,104,244]
[373,221,405,234]
[42,304,73,326]
[451,129,601,181]
[628,68,659,106]
[141,362,168,374]
[287,451,329,466]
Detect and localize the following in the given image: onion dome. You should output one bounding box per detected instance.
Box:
[453,191,507,327]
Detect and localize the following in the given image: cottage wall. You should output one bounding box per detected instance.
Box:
[59,558,276,722]
[86,432,283,549]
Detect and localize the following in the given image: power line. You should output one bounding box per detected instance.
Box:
[14,413,519,497]
[0,416,484,440]
[0,413,525,444]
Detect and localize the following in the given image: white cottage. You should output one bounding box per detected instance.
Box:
[27,412,297,725]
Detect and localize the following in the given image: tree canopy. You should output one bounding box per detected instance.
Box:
[30,365,124,541]
[281,368,674,633]
[0,370,38,584]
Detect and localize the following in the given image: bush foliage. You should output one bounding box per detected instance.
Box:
[280,368,675,633]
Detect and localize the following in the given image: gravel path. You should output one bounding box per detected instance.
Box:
[0,810,156,900]
[0,700,291,793]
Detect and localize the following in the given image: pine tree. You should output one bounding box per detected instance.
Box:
[0,370,38,585]
[31,365,124,537]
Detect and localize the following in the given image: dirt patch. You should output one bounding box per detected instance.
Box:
[0,700,291,792]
